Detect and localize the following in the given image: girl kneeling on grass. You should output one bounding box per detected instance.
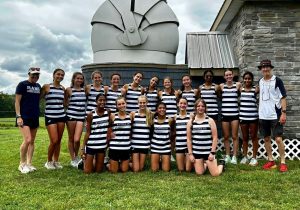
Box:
[81,93,113,174]
[187,99,224,176]
[150,102,175,172]
[108,97,133,173]
[131,95,153,172]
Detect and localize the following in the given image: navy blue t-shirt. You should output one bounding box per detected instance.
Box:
[15,80,41,119]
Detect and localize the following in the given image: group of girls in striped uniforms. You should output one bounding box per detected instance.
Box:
[39,68,259,175]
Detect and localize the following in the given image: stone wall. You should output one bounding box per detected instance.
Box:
[226,1,300,139]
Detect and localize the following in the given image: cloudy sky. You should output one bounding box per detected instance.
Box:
[0,0,223,93]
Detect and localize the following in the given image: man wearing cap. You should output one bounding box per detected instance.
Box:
[15,67,41,173]
[258,59,288,172]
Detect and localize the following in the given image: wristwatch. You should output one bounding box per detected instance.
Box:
[16,114,22,118]
[281,110,287,113]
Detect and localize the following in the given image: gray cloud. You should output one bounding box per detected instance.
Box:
[0,55,34,75]
[0,0,224,93]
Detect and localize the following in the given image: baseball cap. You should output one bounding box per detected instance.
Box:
[28,67,40,74]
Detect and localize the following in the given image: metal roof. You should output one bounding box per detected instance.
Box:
[185,32,238,69]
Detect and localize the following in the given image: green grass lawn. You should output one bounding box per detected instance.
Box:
[0,118,299,210]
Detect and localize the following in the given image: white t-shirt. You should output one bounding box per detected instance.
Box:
[259,75,287,120]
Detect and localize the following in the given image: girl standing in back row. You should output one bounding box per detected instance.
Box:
[200,70,220,122]
[122,72,144,113]
[220,69,241,164]
[159,77,179,118]
[239,71,259,166]
[65,72,86,167]
[105,73,122,112]
[41,68,66,170]
[144,76,159,112]
[85,70,104,114]
[179,75,199,114]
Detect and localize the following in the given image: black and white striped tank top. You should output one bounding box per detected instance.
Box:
[109,114,131,150]
[131,112,151,149]
[66,88,86,120]
[239,87,258,121]
[182,90,196,114]
[221,83,239,116]
[175,115,189,151]
[161,91,177,117]
[145,89,158,112]
[151,117,171,154]
[125,84,142,112]
[192,116,212,155]
[201,84,219,117]
[86,85,104,114]
[45,84,65,118]
[86,110,109,150]
[105,86,122,112]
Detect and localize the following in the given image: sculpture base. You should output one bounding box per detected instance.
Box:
[81,63,189,89]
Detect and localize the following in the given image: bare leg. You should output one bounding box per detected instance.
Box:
[53,122,65,162]
[176,153,185,172]
[275,137,286,164]
[222,121,231,155]
[240,123,249,157]
[249,122,258,158]
[161,155,171,172]
[206,159,223,177]
[27,128,38,165]
[95,153,105,173]
[84,154,94,174]
[109,159,119,173]
[264,136,273,161]
[194,159,206,175]
[132,153,140,172]
[120,160,129,172]
[151,154,160,172]
[231,120,239,157]
[67,121,76,160]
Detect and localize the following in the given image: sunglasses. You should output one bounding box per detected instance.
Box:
[205,75,213,78]
[30,67,40,71]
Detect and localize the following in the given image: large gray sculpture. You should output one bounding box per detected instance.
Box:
[91,0,179,64]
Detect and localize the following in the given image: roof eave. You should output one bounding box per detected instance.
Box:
[210,0,244,32]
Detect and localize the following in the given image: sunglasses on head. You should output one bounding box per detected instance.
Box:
[29,67,40,71]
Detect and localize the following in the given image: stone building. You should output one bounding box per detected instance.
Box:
[212,0,300,140]
[185,0,300,159]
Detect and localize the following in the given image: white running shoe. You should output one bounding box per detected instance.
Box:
[249,158,258,166]
[54,162,63,169]
[70,160,78,168]
[231,156,237,164]
[171,155,176,162]
[27,164,37,172]
[240,156,248,164]
[224,155,231,164]
[44,161,56,170]
[18,164,30,174]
